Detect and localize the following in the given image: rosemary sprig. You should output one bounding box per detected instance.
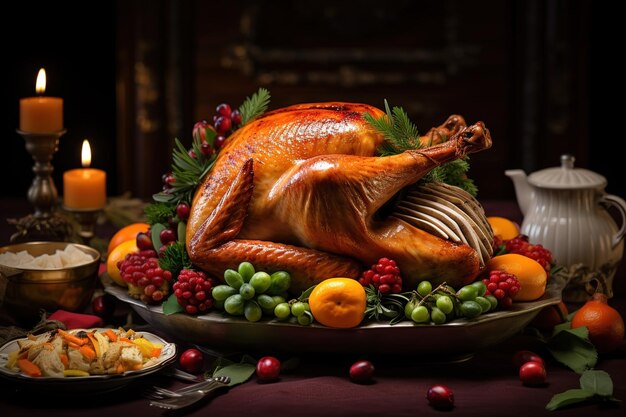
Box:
[158,241,192,278]
[364,99,478,196]
[364,285,411,325]
[238,87,271,126]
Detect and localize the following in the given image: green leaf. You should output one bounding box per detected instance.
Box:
[547,327,597,373]
[546,388,596,411]
[580,370,613,397]
[212,363,256,387]
[162,293,183,315]
[298,285,316,301]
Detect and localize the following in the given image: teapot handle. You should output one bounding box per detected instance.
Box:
[600,194,626,248]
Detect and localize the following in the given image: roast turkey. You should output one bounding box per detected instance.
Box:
[187,102,493,293]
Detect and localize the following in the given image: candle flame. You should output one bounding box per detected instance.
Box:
[81,139,92,167]
[35,68,47,94]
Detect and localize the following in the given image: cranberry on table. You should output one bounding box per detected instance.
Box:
[349,360,375,384]
[427,384,454,410]
[179,348,204,374]
[519,361,547,386]
[256,356,281,382]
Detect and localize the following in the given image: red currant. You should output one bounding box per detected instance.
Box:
[230,109,242,125]
[214,116,232,134]
[159,228,177,245]
[359,258,403,293]
[216,103,232,118]
[215,135,226,149]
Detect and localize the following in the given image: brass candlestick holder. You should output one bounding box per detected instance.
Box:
[61,206,103,244]
[9,129,72,243]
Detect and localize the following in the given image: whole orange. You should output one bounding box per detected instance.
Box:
[486,253,547,301]
[571,293,625,354]
[308,278,366,329]
[530,301,568,331]
[487,216,520,240]
[107,222,150,255]
[106,239,138,287]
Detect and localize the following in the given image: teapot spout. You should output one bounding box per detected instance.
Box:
[505,169,531,216]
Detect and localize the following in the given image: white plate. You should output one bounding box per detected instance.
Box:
[0,329,176,393]
[104,275,562,358]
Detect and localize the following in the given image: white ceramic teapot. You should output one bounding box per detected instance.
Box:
[506,154,626,302]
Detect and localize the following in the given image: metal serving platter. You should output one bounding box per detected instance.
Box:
[104,276,562,357]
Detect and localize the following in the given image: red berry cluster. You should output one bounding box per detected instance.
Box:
[482,270,521,309]
[359,258,403,294]
[502,235,553,274]
[118,250,173,304]
[173,269,218,315]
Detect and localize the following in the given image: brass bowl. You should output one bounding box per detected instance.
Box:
[0,241,101,326]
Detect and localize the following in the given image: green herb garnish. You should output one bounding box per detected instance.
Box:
[144,202,176,225]
[158,241,192,278]
[238,87,271,126]
[364,99,478,196]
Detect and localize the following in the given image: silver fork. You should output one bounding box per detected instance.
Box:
[144,377,216,400]
[149,376,230,411]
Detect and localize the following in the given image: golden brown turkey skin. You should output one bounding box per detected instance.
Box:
[187,102,491,293]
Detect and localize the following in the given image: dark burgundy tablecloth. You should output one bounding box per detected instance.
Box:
[1,199,625,417]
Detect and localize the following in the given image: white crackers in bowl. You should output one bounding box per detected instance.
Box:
[0,244,94,270]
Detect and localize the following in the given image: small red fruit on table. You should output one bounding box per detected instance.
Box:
[427,384,454,409]
[349,360,375,384]
[519,361,547,386]
[256,356,281,382]
[179,348,204,374]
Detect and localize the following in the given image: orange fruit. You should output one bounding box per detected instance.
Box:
[530,301,568,331]
[487,216,519,240]
[571,293,625,354]
[486,253,547,301]
[308,278,366,328]
[107,222,149,255]
[106,239,138,287]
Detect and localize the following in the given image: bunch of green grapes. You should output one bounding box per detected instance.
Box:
[405,280,497,324]
[211,262,291,322]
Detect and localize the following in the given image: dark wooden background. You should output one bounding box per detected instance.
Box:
[2,0,621,205]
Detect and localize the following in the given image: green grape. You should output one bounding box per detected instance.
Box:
[404,299,417,319]
[430,307,447,324]
[224,294,244,315]
[411,305,430,323]
[244,300,262,322]
[485,295,498,310]
[417,281,432,297]
[460,300,482,318]
[475,296,492,313]
[267,271,291,295]
[224,269,244,290]
[291,301,309,317]
[271,295,286,305]
[250,272,272,294]
[239,283,255,300]
[256,294,277,314]
[456,285,478,302]
[212,284,237,301]
[471,280,487,297]
[297,312,313,326]
[436,295,454,314]
[238,261,255,282]
[274,302,291,319]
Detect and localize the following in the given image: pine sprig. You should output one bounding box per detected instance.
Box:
[144,202,176,225]
[158,241,192,278]
[364,99,478,196]
[364,99,421,156]
[152,136,215,205]
[238,87,271,126]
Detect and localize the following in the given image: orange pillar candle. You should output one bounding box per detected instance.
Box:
[19,68,64,133]
[63,140,106,209]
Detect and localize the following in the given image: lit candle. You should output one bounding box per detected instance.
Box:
[19,68,64,133]
[63,140,107,209]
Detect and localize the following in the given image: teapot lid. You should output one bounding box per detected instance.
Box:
[527,154,607,189]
